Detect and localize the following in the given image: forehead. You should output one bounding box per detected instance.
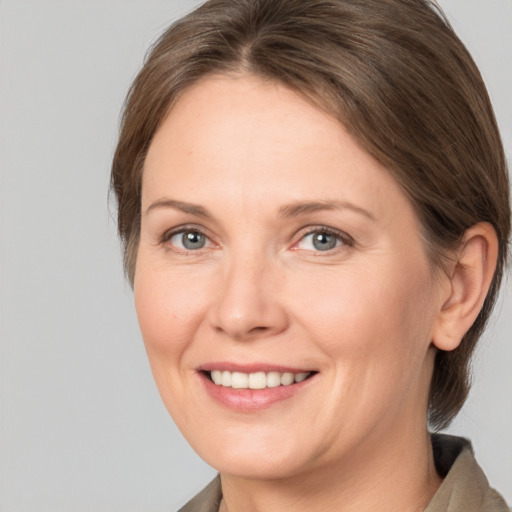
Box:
[147,73,346,166]
[142,73,415,227]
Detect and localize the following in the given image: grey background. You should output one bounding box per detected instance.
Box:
[0,0,510,510]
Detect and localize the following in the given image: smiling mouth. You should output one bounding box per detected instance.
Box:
[203,370,317,390]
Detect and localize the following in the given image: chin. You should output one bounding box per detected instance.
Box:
[181,423,317,480]
[203,448,309,481]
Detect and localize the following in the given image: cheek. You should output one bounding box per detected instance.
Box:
[327,267,435,424]
[292,260,436,375]
[133,262,214,421]
[134,262,208,364]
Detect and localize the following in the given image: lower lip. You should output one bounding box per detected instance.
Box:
[199,372,316,412]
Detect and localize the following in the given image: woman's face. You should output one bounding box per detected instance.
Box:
[135,74,446,480]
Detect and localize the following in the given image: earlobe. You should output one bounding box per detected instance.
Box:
[432,222,498,352]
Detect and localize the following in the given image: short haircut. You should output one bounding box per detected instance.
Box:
[111,0,510,429]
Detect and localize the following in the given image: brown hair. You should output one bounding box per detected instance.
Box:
[111,0,510,429]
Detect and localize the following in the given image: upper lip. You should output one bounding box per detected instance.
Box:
[198,362,316,373]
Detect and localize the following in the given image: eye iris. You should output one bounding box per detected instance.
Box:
[312,232,338,251]
[182,231,205,250]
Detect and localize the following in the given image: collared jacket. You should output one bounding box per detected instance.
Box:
[178,435,509,512]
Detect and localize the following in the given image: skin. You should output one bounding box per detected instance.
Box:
[134,74,496,512]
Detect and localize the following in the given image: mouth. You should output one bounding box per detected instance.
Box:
[197,363,318,411]
[203,369,316,389]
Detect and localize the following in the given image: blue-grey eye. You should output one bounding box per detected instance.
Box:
[297,230,342,251]
[170,230,207,250]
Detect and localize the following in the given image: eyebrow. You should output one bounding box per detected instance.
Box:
[145,199,213,219]
[278,200,376,221]
[145,198,375,221]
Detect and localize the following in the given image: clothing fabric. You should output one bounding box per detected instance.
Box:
[178,434,509,512]
[425,435,509,512]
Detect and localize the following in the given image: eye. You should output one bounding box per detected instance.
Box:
[168,229,210,251]
[296,229,347,252]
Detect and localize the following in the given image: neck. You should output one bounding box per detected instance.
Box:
[220,428,442,512]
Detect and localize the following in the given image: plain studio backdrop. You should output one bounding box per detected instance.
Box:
[0,1,510,510]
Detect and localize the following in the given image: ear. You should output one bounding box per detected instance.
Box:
[432,222,499,352]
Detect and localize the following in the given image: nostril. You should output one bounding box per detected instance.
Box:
[213,322,271,337]
[249,326,269,333]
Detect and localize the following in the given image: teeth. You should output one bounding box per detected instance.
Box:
[280,372,294,386]
[248,372,266,389]
[266,371,281,388]
[211,370,222,385]
[221,371,232,387]
[208,370,312,389]
[231,372,248,389]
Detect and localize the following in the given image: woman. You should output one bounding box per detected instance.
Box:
[111,0,510,510]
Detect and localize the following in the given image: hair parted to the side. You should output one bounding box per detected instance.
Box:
[111,0,510,429]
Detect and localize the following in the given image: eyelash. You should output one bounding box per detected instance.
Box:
[160,225,214,254]
[160,225,354,254]
[294,226,354,253]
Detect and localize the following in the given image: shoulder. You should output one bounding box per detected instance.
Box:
[426,434,509,512]
[178,475,222,512]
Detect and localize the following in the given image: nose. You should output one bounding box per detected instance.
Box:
[208,252,289,341]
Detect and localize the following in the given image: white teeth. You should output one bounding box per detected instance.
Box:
[294,372,309,383]
[248,372,267,389]
[209,370,312,389]
[231,372,248,389]
[281,372,294,386]
[266,371,282,388]
[221,371,232,387]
